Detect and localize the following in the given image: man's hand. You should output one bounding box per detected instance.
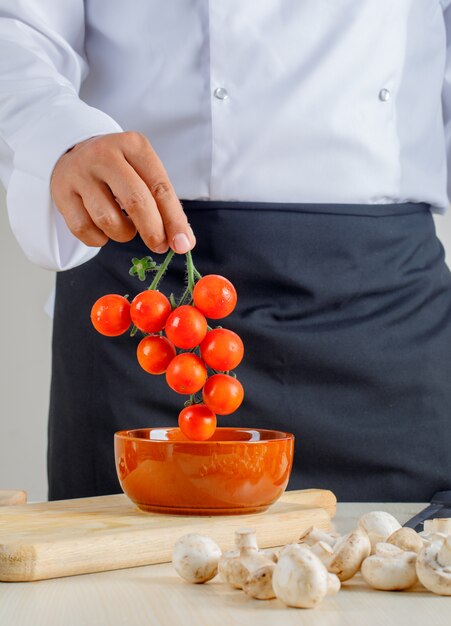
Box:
[50,132,196,254]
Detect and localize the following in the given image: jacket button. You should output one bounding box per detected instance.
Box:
[213,87,229,100]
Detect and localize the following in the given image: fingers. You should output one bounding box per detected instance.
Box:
[51,132,196,255]
[101,158,169,253]
[122,133,196,254]
[80,181,137,243]
[54,192,109,247]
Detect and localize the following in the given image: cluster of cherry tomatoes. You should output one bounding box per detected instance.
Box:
[90,255,244,441]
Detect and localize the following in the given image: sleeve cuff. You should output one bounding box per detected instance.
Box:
[7,93,123,271]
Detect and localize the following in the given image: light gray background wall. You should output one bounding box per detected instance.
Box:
[0,187,450,502]
[0,187,53,501]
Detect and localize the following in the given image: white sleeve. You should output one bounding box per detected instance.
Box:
[0,1,123,271]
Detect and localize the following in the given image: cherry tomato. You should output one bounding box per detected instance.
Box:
[202,374,244,415]
[200,328,244,371]
[166,353,207,394]
[193,275,237,319]
[137,335,176,375]
[91,294,131,336]
[165,305,208,349]
[178,404,217,441]
[130,290,171,333]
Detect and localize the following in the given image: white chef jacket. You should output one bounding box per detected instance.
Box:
[1,0,451,271]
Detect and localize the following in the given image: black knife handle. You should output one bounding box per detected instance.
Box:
[403,503,444,532]
[430,490,451,505]
[403,490,451,532]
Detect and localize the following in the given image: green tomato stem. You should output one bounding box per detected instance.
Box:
[148,249,175,290]
[177,285,191,307]
[185,250,196,294]
[193,267,202,281]
[176,251,200,307]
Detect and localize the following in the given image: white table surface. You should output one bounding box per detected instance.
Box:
[1,501,450,626]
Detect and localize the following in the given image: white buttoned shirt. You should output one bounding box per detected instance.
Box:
[1,0,451,271]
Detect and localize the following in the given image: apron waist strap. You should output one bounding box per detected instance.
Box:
[180,200,430,217]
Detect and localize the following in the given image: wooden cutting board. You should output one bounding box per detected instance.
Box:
[0,489,336,582]
[0,490,27,506]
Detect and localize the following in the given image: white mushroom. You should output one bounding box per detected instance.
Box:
[361,543,418,590]
[327,570,342,595]
[242,564,276,600]
[218,528,276,599]
[172,533,221,583]
[217,549,240,586]
[386,527,423,554]
[298,526,340,547]
[358,511,402,554]
[261,547,279,563]
[419,519,451,546]
[297,526,341,566]
[423,518,451,535]
[419,530,448,546]
[327,527,371,581]
[272,544,340,609]
[416,535,451,596]
[309,540,335,566]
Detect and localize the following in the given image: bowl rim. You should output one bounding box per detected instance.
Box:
[114,426,294,445]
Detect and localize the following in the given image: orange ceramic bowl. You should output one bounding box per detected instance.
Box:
[114,427,294,515]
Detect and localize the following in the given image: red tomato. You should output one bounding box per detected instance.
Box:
[165,305,208,349]
[137,335,176,375]
[178,404,217,441]
[166,353,207,394]
[91,294,131,336]
[193,275,237,319]
[200,328,244,371]
[130,290,171,333]
[202,374,244,415]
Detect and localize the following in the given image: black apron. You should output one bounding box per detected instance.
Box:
[48,201,451,502]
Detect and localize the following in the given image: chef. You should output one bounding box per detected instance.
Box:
[1,1,451,502]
